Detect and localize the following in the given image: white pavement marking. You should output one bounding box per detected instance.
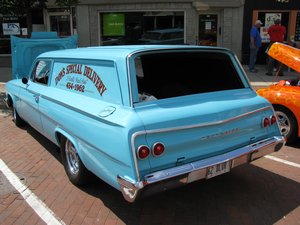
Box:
[264,155,300,169]
[0,159,65,225]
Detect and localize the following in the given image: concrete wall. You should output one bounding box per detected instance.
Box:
[222,7,244,58]
[0,0,245,70]
[76,5,91,47]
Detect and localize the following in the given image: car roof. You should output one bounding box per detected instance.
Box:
[39,45,229,61]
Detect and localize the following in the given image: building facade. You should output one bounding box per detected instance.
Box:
[2,0,299,69]
[75,0,245,60]
[0,0,245,67]
[242,0,300,64]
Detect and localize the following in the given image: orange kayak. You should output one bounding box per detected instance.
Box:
[268,42,300,73]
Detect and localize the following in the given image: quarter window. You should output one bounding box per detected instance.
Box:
[32,60,51,85]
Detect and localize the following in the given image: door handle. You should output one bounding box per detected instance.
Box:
[33,94,40,103]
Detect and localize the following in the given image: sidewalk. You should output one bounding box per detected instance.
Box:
[0,65,299,92]
[244,64,300,88]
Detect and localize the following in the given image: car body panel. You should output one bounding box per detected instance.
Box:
[5,41,284,202]
[134,89,279,175]
[257,84,300,137]
[257,42,300,138]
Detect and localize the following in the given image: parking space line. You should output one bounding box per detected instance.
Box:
[0,159,65,225]
[264,155,300,169]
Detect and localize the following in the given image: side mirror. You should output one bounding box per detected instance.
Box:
[22,77,28,84]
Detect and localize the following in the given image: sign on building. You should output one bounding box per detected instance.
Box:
[2,23,21,35]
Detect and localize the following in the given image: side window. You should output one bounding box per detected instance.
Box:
[32,60,51,85]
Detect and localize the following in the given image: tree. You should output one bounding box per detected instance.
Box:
[0,0,47,37]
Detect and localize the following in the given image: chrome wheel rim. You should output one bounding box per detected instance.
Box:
[276,111,291,137]
[65,140,79,175]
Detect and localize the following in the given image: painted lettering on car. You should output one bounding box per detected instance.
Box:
[54,64,107,96]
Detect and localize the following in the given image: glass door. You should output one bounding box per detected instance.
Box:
[47,9,74,37]
[198,14,218,46]
[49,15,71,36]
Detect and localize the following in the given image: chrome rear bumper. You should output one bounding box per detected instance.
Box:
[118,136,285,202]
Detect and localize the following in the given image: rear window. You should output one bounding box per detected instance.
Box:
[134,51,244,102]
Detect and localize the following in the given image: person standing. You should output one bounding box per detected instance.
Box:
[249,20,263,73]
[266,18,286,76]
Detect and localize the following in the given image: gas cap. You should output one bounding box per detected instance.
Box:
[98,106,116,117]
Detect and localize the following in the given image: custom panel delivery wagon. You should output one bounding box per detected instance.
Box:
[5,34,285,202]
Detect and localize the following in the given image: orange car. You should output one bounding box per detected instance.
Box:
[257,43,300,143]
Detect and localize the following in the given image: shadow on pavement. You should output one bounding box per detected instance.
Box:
[287,139,300,148]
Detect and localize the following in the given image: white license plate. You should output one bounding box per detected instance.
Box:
[206,161,231,179]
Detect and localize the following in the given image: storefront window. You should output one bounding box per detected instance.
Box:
[257,12,289,43]
[0,9,43,54]
[0,16,21,54]
[100,11,184,46]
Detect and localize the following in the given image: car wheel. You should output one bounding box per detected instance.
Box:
[274,105,298,143]
[12,104,25,127]
[60,137,92,185]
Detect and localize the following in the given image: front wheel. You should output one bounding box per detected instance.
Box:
[60,137,92,185]
[274,105,298,144]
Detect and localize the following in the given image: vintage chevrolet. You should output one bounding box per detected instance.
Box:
[5,34,285,202]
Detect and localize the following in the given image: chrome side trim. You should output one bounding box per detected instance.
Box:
[120,136,285,202]
[131,106,273,181]
[126,55,133,107]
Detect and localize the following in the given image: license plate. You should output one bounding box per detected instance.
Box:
[206,161,231,179]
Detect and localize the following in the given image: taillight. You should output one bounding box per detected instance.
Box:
[137,145,150,159]
[270,115,277,125]
[262,115,277,127]
[152,143,165,157]
[262,117,270,127]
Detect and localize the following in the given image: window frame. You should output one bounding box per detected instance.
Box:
[31,59,52,86]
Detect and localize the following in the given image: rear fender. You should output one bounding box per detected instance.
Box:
[55,128,80,153]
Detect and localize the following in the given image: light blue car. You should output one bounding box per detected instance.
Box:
[5,33,285,202]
